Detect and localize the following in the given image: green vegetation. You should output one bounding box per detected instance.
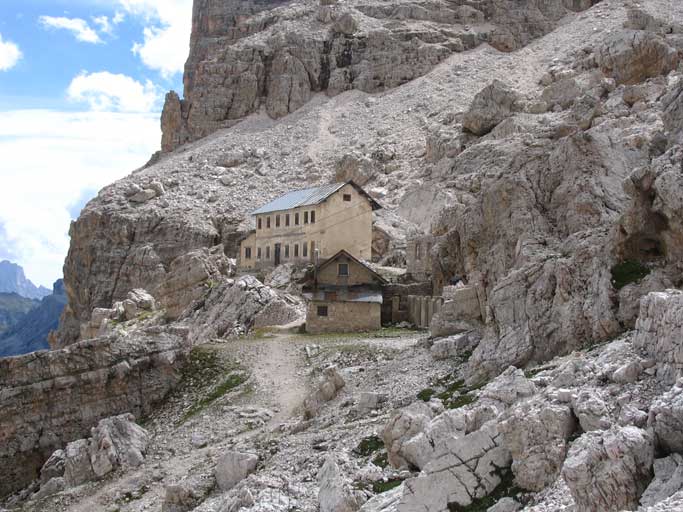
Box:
[372,479,403,494]
[355,435,384,456]
[611,260,651,290]
[418,388,436,402]
[181,372,248,422]
[372,452,389,469]
[418,375,481,410]
[178,347,248,423]
[448,468,522,512]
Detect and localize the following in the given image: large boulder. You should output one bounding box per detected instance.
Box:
[215,451,259,492]
[303,366,346,418]
[462,81,523,136]
[318,455,363,512]
[89,413,149,478]
[596,31,679,85]
[396,424,511,512]
[641,454,683,508]
[382,402,434,469]
[562,426,655,512]
[61,414,149,488]
[500,397,576,491]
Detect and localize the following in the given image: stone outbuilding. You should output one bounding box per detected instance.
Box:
[304,250,387,334]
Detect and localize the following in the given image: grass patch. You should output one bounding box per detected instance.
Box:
[448,468,521,512]
[418,388,436,402]
[443,393,477,410]
[372,452,389,469]
[181,372,248,422]
[355,435,384,457]
[611,260,650,290]
[420,375,481,410]
[372,479,403,494]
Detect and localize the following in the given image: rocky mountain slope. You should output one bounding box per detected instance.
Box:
[0,293,38,338]
[0,280,67,358]
[4,0,683,511]
[0,260,51,300]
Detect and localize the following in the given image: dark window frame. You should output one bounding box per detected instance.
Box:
[245,247,252,259]
[317,305,328,317]
[343,194,352,202]
[257,247,262,260]
[295,212,300,225]
[257,217,262,230]
[276,214,280,228]
[303,242,308,258]
[266,216,271,229]
[294,244,299,257]
[285,214,290,227]
[338,263,349,276]
[304,211,309,224]
[285,245,290,258]
[310,210,316,223]
[266,246,271,259]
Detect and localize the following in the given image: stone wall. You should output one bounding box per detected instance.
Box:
[0,330,186,497]
[306,301,380,334]
[406,234,435,282]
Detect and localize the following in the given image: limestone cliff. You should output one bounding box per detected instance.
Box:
[161,0,601,152]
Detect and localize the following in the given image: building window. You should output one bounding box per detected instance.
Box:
[310,241,316,260]
[317,305,328,317]
[266,216,271,229]
[304,211,309,224]
[295,212,299,225]
[338,263,349,276]
[303,242,308,258]
[415,243,422,260]
[285,214,290,227]
[257,218,262,230]
[266,246,271,259]
[276,214,280,228]
[294,244,299,257]
[310,210,316,223]
[257,247,262,260]
[343,194,351,202]
[285,245,290,258]
[245,247,252,259]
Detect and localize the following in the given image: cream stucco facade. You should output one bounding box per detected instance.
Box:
[239,182,376,270]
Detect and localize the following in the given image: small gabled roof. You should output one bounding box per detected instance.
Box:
[317,249,388,285]
[250,180,381,216]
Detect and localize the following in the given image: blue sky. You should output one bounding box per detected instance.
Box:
[0,0,192,287]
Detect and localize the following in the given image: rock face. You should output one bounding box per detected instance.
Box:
[161,0,600,152]
[649,379,683,454]
[0,329,185,497]
[634,290,683,384]
[562,426,655,512]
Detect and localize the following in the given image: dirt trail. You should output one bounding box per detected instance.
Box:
[232,334,310,424]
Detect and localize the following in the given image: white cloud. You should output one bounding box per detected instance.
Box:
[118,0,192,77]
[0,110,160,287]
[39,16,102,44]
[0,33,22,71]
[92,13,125,35]
[67,71,161,112]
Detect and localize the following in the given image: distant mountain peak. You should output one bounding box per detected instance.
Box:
[0,260,52,300]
